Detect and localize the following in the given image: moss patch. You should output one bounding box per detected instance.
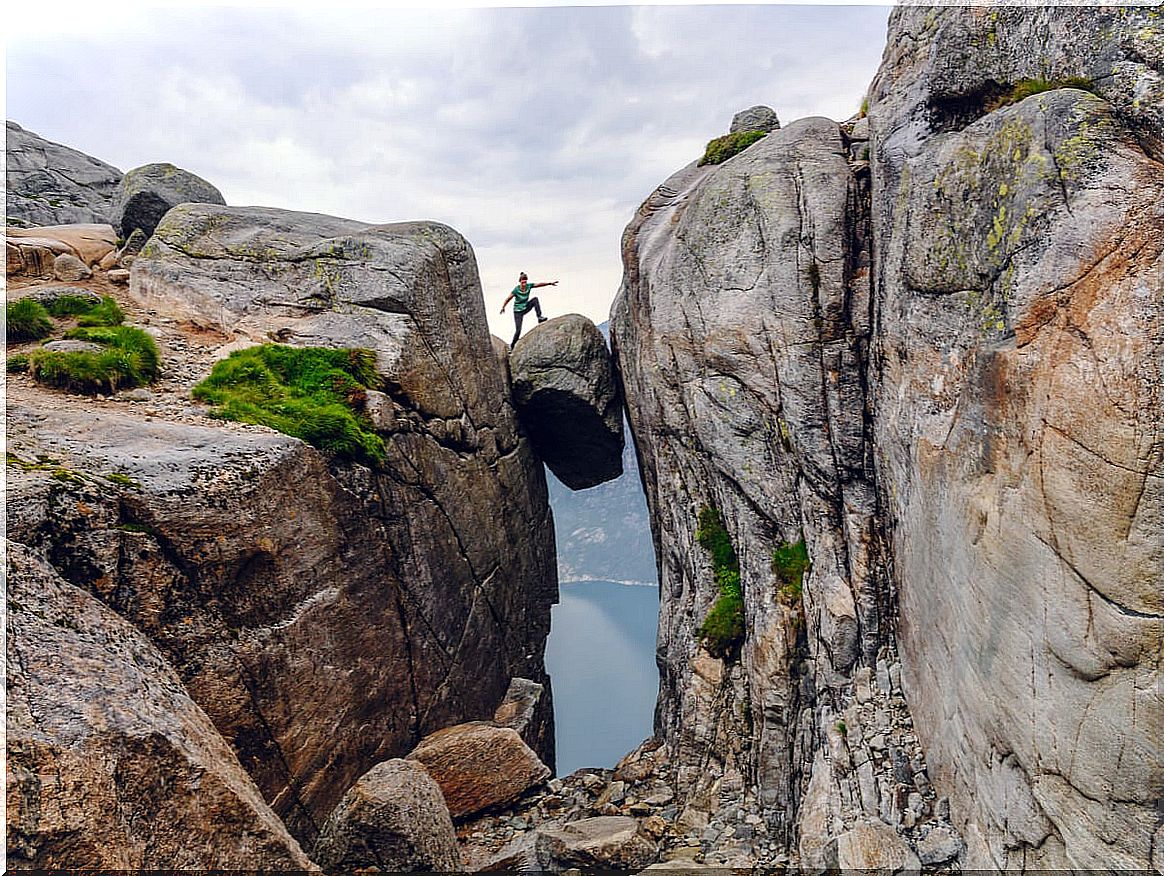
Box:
[192,344,386,467]
[6,299,54,343]
[773,538,809,604]
[987,77,1095,111]
[695,506,745,658]
[699,130,767,166]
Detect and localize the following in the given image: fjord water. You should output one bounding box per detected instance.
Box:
[545,580,659,775]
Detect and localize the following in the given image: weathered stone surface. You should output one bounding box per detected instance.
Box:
[52,252,91,281]
[867,8,1164,870]
[312,759,459,872]
[493,677,548,752]
[40,339,104,354]
[536,816,658,870]
[408,722,550,820]
[6,235,74,278]
[8,204,557,847]
[834,819,920,875]
[109,162,226,238]
[5,541,312,870]
[917,824,962,866]
[729,105,780,134]
[6,121,123,228]
[510,313,623,489]
[14,286,102,309]
[611,116,879,844]
[8,223,117,265]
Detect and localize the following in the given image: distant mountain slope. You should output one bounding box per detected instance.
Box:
[547,322,657,585]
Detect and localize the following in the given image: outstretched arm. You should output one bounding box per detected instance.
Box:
[500,291,514,313]
[534,280,559,288]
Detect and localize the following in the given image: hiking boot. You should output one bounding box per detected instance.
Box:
[538,317,548,323]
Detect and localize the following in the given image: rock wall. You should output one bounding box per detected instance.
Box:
[611,116,883,846]
[868,6,1164,870]
[7,205,559,848]
[5,542,312,869]
[612,6,1162,871]
[6,121,123,228]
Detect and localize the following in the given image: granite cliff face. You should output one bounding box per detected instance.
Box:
[612,6,1162,871]
[6,122,123,228]
[6,204,565,851]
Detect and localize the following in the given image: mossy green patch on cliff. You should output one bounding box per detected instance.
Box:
[695,505,745,658]
[699,131,767,166]
[22,326,160,395]
[193,344,386,468]
[987,77,1096,111]
[772,538,809,604]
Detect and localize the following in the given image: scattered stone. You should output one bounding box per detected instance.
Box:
[41,339,104,354]
[107,268,130,284]
[835,818,921,875]
[17,286,103,309]
[492,676,547,752]
[312,758,460,872]
[408,722,550,820]
[917,824,963,866]
[53,252,91,281]
[537,816,657,870]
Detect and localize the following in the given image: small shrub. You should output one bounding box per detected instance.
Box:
[859,96,870,118]
[695,505,745,657]
[6,299,53,343]
[773,538,810,604]
[989,77,1095,111]
[25,326,160,395]
[7,354,30,373]
[699,130,767,166]
[192,344,385,467]
[836,719,848,736]
[78,296,125,327]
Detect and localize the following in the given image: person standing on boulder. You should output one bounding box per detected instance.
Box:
[501,272,557,349]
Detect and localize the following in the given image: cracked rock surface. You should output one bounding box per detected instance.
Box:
[611,7,1162,872]
[5,121,124,228]
[5,542,313,870]
[6,205,558,851]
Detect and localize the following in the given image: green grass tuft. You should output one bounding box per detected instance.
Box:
[698,130,767,166]
[78,296,125,327]
[8,354,30,373]
[192,344,386,467]
[6,299,54,343]
[773,538,810,604]
[695,505,745,657]
[25,326,160,395]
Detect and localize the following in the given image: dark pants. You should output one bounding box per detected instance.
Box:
[511,297,543,347]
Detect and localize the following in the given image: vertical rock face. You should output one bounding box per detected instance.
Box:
[614,7,1162,872]
[867,7,1163,870]
[5,542,312,870]
[5,121,124,228]
[7,205,557,847]
[611,116,879,842]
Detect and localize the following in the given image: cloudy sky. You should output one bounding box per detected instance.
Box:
[7,3,891,338]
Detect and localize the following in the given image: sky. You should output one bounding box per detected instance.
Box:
[6,3,891,339]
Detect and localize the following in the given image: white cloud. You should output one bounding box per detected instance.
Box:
[6,4,891,331]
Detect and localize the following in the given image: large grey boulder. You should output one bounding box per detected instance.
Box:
[5,121,123,228]
[510,313,623,489]
[867,8,1164,870]
[108,162,226,238]
[5,542,312,870]
[729,105,780,134]
[8,204,557,848]
[312,759,460,872]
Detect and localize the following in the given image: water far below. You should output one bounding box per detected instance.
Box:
[545,579,660,776]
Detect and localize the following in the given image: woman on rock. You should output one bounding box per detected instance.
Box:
[501,272,557,349]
